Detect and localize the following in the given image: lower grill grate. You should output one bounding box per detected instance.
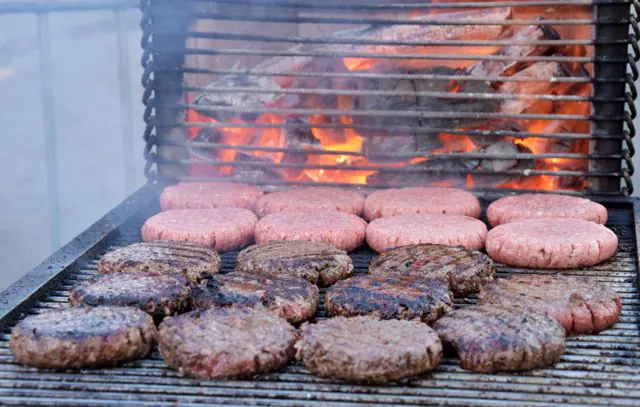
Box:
[0,189,638,406]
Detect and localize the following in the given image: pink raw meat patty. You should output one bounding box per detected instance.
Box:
[160,182,263,211]
[254,187,365,218]
[364,187,481,221]
[486,218,618,269]
[254,210,367,252]
[141,208,258,252]
[366,213,488,253]
[487,193,607,226]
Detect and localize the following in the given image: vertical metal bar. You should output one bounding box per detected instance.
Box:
[37,12,61,250]
[115,8,135,193]
[590,3,630,194]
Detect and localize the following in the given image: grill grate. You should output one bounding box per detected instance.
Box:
[0,186,637,406]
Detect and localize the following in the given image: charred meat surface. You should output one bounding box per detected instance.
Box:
[98,241,221,283]
[236,241,353,286]
[296,316,442,383]
[325,274,453,325]
[369,244,495,297]
[10,307,157,369]
[69,272,191,322]
[158,308,298,379]
[478,274,622,334]
[190,272,319,324]
[434,305,565,373]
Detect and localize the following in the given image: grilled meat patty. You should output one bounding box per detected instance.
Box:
[368,244,495,297]
[296,316,442,383]
[98,241,220,283]
[325,274,453,325]
[158,308,298,379]
[69,272,191,321]
[478,274,622,334]
[486,218,618,269]
[190,272,319,324]
[10,306,156,369]
[434,305,565,373]
[236,241,353,286]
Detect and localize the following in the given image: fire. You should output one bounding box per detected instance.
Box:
[187,4,593,191]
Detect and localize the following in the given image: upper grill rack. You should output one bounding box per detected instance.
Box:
[141,0,639,194]
[0,186,637,406]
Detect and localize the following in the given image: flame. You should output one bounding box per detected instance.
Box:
[187,4,593,191]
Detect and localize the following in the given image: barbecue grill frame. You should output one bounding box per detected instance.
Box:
[141,0,640,195]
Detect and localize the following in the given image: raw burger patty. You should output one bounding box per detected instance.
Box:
[141,208,258,252]
[10,307,156,369]
[487,193,607,226]
[236,241,353,286]
[98,240,221,283]
[364,187,481,221]
[325,274,453,325]
[366,213,488,253]
[158,308,298,379]
[190,273,319,324]
[434,305,565,373]
[478,274,622,334]
[69,272,191,321]
[255,210,367,252]
[486,218,618,269]
[369,244,495,297]
[296,316,442,383]
[160,182,263,210]
[254,187,365,217]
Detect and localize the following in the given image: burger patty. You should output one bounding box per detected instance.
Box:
[160,181,263,211]
[190,272,319,324]
[486,193,607,226]
[236,241,353,286]
[254,187,365,218]
[10,306,157,369]
[325,274,453,325]
[366,213,488,253]
[295,316,442,383]
[486,218,618,269]
[98,240,221,283]
[478,274,622,334]
[158,308,298,379]
[434,305,566,373]
[69,272,191,321]
[369,244,495,297]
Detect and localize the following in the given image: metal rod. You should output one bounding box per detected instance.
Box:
[37,13,61,251]
[115,9,135,194]
[589,3,630,193]
[0,0,137,14]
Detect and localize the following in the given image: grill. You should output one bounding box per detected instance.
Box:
[0,186,638,405]
[141,0,639,194]
[1,0,640,405]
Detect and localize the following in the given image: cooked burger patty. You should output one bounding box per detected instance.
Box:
[158,308,298,379]
[160,181,263,211]
[486,193,607,226]
[141,208,258,252]
[296,316,442,383]
[325,274,453,325]
[10,306,156,369]
[254,187,365,218]
[190,272,319,324]
[255,210,367,252]
[366,213,488,253]
[478,274,622,334]
[486,218,618,269]
[236,241,353,286]
[69,272,191,321]
[434,305,565,373]
[363,186,481,221]
[98,240,220,283]
[369,244,495,297]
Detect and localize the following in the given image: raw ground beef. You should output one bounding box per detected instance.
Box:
[160,182,263,211]
[254,187,365,217]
